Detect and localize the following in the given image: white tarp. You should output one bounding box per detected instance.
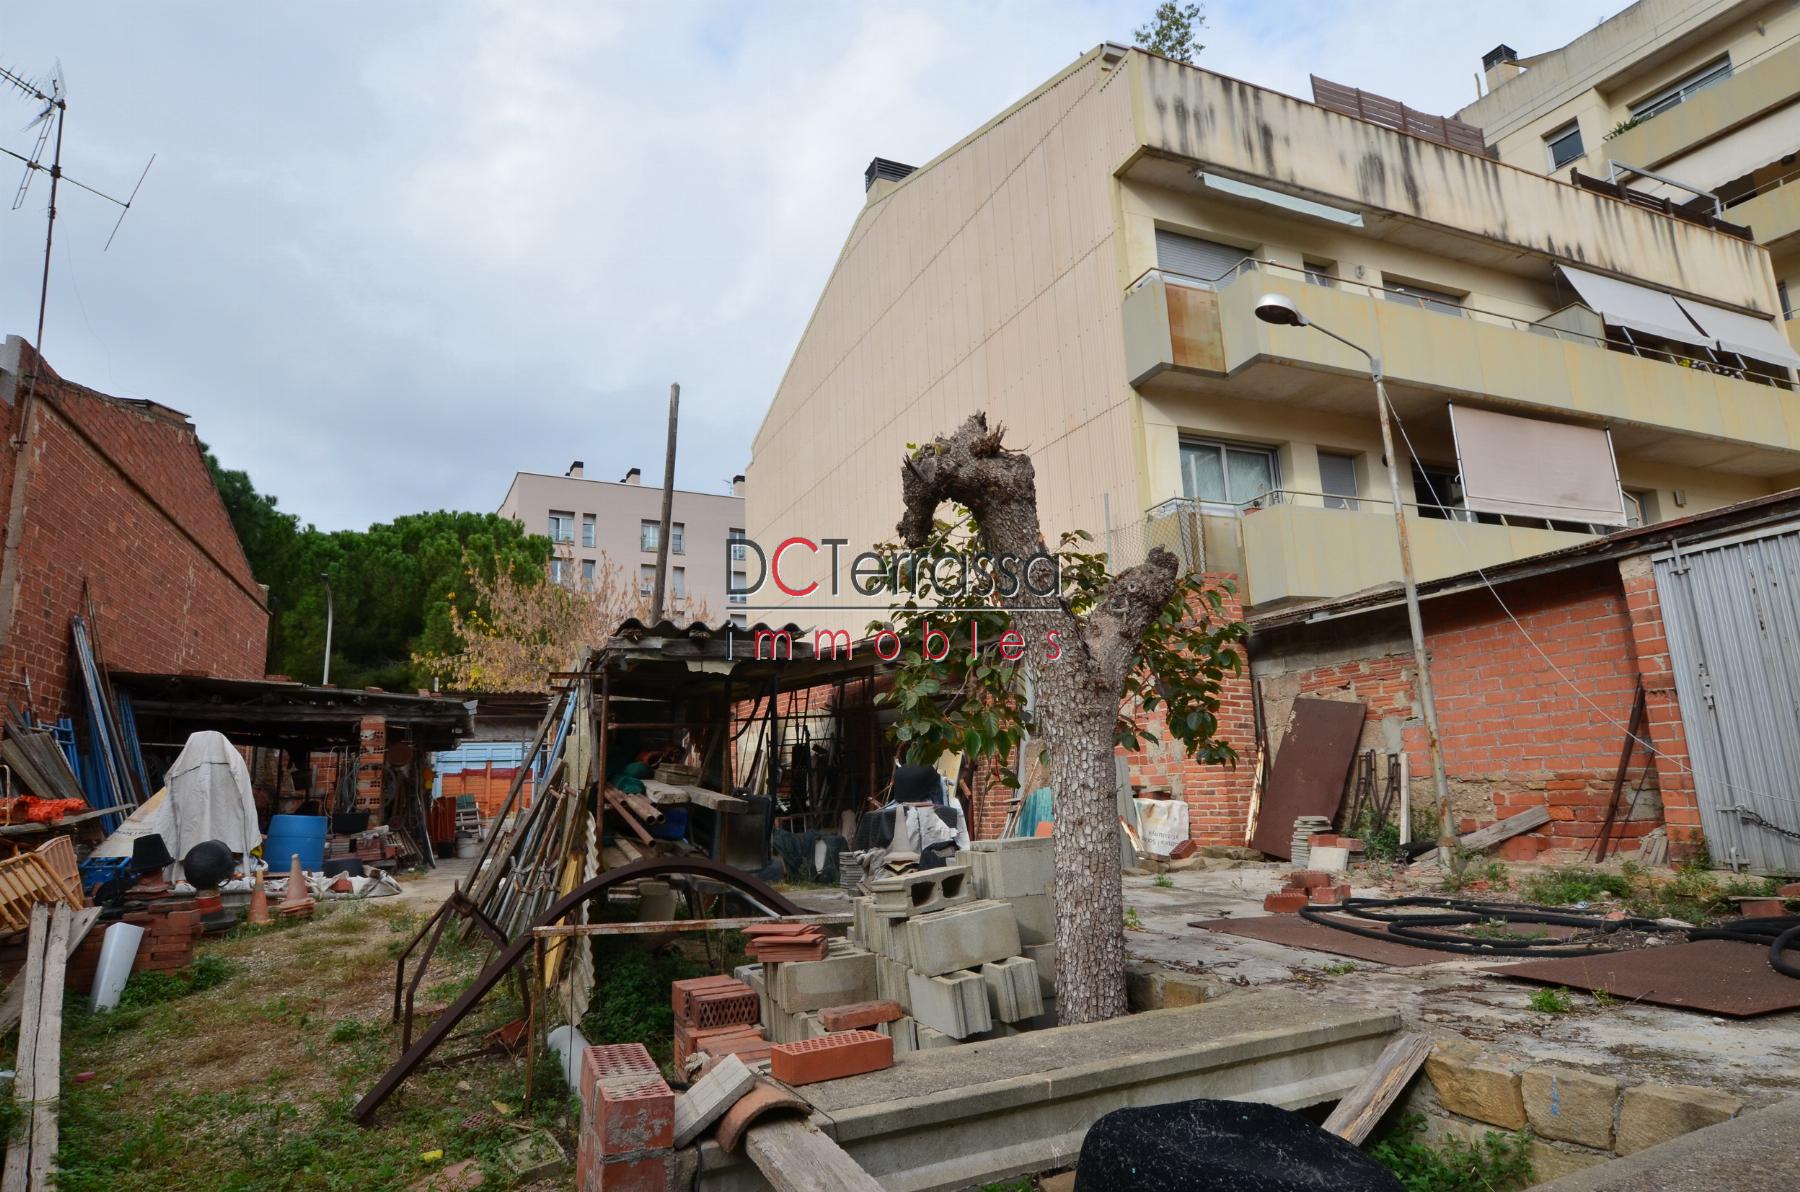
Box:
[1133,798,1191,857]
[92,731,261,872]
[1673,297,1800,368]
[1556,264,1707,348]
[1450,405,1628,526]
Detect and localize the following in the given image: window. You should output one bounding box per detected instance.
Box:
[1180,440,1278,510]
[729,527,747,561]
[670,522,686,555]
[1154,230,1250,284]
[1780,281,1792,321]
[581,514,595,549]
[548,511,574,544]
[1622,489,1655,528]
[1319,452,1359,510]
[671,567,686,599]
[638,564,656,596]
[1384,278,1464,316]
[1544,121,1584,170]
[1303,259,1336,288]
[581,558,596,585]
[640,520,660,552]
[549,558,567,584]
[730,570,748,605]
[1630,57,1731,122]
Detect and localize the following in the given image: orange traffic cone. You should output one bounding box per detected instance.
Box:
[247,868,270,925]
[277,853,315,918]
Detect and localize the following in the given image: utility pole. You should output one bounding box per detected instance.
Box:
[319,573,335,685]
[650,383,680,620]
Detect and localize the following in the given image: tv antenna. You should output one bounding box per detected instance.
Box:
[0,61,155,364]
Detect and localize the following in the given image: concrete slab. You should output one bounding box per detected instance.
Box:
[695,990,1397,1191]
[1533,1096,1800,1190]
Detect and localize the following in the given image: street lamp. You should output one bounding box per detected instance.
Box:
[1253,292,1455,859]
[319,572,334,686]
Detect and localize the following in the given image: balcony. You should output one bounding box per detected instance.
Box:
[1230,494,1597,608]
[1122,263,1800,474]
[1602,37,1800,179]
[1728,168,1800,248]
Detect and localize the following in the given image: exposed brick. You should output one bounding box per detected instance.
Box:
[581,1044,674,1155]
[818,999,904,1032]
[1778,882,1800,899]
[1263,892,1308,914]
[1284,870,1332,889]
[1734,898,1784,919]
[771,1029,893,1085]
[1308,884,1350,905]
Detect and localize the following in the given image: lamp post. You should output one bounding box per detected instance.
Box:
[1253,292,1455,858]
[319,572,334,686]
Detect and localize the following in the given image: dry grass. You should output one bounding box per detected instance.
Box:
[54,897,580,1191]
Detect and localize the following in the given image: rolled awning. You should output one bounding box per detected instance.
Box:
[1555,264,1707,348]
[1450,405,1627,526]
[1625,103,1800,199]
[1672,297,1800,368]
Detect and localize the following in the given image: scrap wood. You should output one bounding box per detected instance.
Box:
[0,906,99,1037]
[1410,807,1550,866]
[743,1115,884,1192]
[3,903,71,1192]
[1322,1032,1431,1144]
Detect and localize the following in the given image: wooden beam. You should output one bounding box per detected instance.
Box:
[1412,807,1550,865]
[1322,1032,1431,1145]
[743,1116,884,1192]
[532,913,850,939]
[3,903,71,1192]
[0,907,99,1036]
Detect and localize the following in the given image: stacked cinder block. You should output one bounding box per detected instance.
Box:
[576,1043,679,1192]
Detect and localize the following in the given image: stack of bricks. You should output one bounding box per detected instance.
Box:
[576,1043,678,1192]
[63,898,204,985]
[670,975,769,1069]
[1263,869,1352,913]
[354,715,386,822]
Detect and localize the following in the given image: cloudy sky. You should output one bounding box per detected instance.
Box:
[1,1,1615,531]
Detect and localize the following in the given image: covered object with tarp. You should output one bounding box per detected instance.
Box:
[94,731,262,870]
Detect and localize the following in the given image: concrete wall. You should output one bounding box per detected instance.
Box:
[0,339,269,716]
[497,469,744,621]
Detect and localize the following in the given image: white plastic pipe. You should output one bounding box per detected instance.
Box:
[546,1024,591,1089]
[1398,753,1412,846]
[90,921,145,1012]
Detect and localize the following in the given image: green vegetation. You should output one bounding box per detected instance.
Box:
[1467,919,1546,943]
[579,934,747,1072]
[1369,1115,1534,1192]
[1442,860,1510,895]
[1153,874,1175,889]
[1322,961,1357,976]
[1123,906,1145,931]
[207,449,551,689]
[1134,1,1206,63]
[1527,986,1574,1014]
[1519,867,1633,905]
[1518,863,1779,923]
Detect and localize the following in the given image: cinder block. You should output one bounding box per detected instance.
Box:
[769,947,878,1012]
[1007,893,1055,945]
[771,1029,894,1085]
[968,836,1054,898]
[981,955,1046,1023]
[889,1015,919,1054]
[869,864,975,917]
[1022,941,1057,998]
[915,1022,959,1050]
[904,900,1022,976]
[862,906,910,965]
[907,968,993,1039]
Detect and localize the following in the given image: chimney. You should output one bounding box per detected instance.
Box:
[1483,44,1521,91]
[622,467,641,485]
[566,460,584,479]
[732,473,746,498]
[863,157,917,194]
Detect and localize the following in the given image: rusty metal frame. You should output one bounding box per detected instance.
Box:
[392,887,509,1049]
[353,856,805,1124]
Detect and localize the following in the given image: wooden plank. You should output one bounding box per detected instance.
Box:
[27,906,69,1192]
[532,913,851,939]
[639,779,691,807]
[2,906,50,1192]
[1250,698,1366,860]
[1323,1032,1431,1145]
[683,785,750,814]
[0,906,100,1036]
[743,1115,884,1192]
[1454,807,1550,853]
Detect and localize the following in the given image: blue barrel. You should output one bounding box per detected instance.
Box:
[264,814,328,872]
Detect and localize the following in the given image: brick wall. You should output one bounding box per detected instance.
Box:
[1618,554,1702,858]
[1252,562,1668,860]
[0,343,268,717]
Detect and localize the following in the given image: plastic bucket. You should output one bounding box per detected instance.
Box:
[265,813,328,872]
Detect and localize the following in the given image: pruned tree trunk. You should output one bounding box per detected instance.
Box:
[899,413,1177,1023]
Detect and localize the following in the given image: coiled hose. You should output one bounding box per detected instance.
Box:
[1298,895,1685,958]
[1690,914,1800,979]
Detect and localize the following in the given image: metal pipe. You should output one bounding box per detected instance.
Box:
[650,382,679,620]
[320,573,334,686]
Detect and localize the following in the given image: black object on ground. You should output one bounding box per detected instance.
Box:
[129,833,175,874]
[1190,915,1448,967]
[1690,914,1800,980]
[323,858,366,878]
[1076,1098,1402,1191]
[1301,897,1678,958]
[182,840,234,890]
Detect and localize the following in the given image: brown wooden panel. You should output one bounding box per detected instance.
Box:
[1250,697,1366,859]
[1165,284,1224,373]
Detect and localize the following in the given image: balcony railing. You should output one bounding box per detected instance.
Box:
[1127,257,1796,389]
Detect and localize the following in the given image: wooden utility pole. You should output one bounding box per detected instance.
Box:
[650,383,680,620]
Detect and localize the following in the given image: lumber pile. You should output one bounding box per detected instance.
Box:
[3,904,73,1192]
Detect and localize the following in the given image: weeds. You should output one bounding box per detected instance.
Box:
[1152,874,1175,889]
[1322,961,1357,976]
[1527,986,1574,1014]
[1123,906,1145,931]
[1368,1114,1534,1192]
[1467,920,1546,943]
[1592,989,1617,1009]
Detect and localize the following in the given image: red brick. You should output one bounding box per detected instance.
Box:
[1285,870,1331,889]
[682,985,759,1031]
[581,1149,675,1192]
[818,1000,904,1032]
[1778,883,1800,899]
[1495,836,1543,862]
[1736,898,1784,919]
[581,1044,673,1155]
[1308,884,1350,906]
[671,974,740,1021]
[1263,892,1308,914]
[1334,838,1363,852]
[771,1030,893,1086]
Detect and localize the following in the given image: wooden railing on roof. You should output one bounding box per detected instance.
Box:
[1310,75,1490,157]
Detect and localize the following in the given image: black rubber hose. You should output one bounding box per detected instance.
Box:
[1691,914,1800,979]
[1298,896,1680,958]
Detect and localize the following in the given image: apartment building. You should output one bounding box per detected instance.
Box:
[497,462,748,625]
[1461,0,1800,332]
[747,40,1800,624]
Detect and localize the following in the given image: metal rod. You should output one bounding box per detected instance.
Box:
[320,574,334,685]
[531,912,851,939]
[650,382,679,619]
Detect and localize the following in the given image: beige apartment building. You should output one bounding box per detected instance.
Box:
[1461,0,1800,329]
[747,37,1800,625]
[497,462,748,625]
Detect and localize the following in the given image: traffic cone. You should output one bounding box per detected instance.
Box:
[277,853,315,918]
[247,869,270,925]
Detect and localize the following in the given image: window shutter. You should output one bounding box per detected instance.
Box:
[1155,231,1248,283]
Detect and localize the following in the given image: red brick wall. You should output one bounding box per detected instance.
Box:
[1252,562,1668,860]
[1618,555,1701,859]
[0,347,268,717]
